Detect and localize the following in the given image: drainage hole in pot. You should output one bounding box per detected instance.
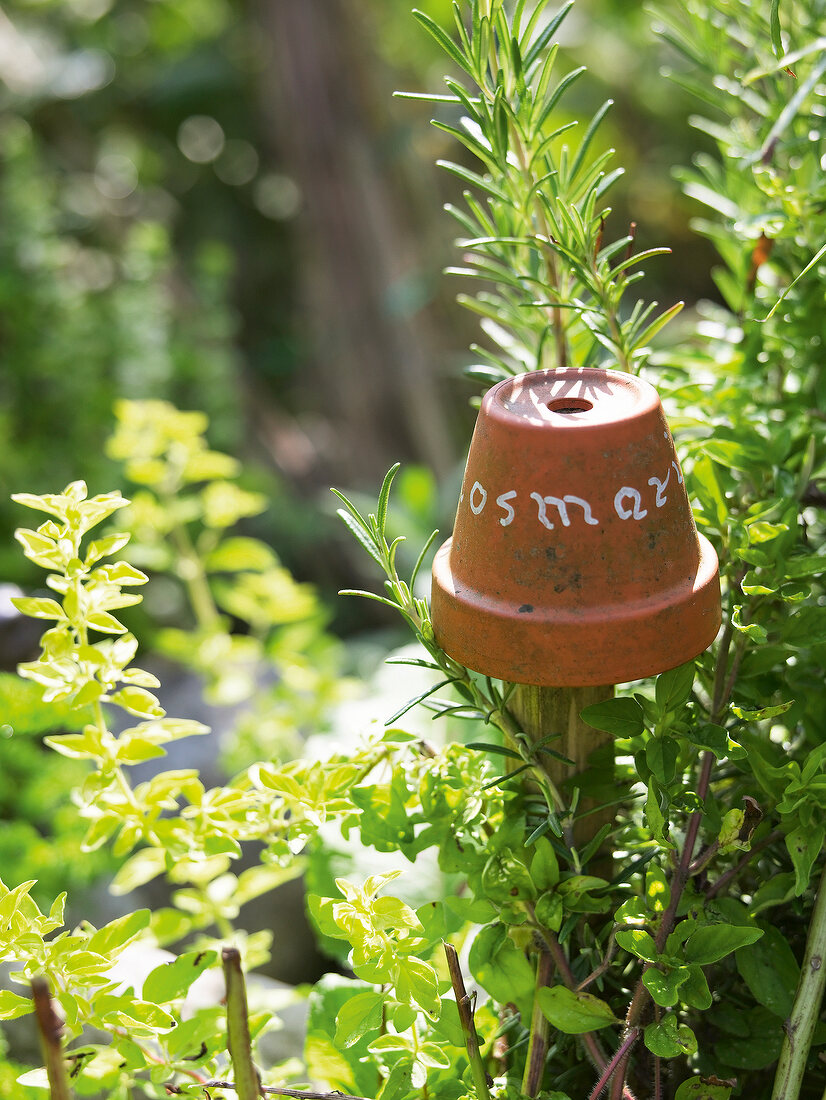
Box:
[547,397,593,414]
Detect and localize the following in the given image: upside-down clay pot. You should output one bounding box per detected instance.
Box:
[431,368,721,686]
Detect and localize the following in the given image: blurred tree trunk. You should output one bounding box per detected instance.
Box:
[256,0,457,485]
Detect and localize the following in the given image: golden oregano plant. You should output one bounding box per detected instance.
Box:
[2,1,826,1099]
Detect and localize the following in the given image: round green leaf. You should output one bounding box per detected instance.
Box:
[675,1078,732,1100]
[616,928,658,962]
[644,1014,697,1058]
[642,965,690,1007]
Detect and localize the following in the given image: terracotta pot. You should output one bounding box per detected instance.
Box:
[431,368,721,686]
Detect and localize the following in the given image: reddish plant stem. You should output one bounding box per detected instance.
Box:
[710,569,747,725]
[710,622,734,725]
[654,1054,662,1100]
[720,637,747,714]
[688,838,720,876]
[587,1029,640,1100]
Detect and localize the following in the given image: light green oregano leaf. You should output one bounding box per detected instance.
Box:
[142,950,218,1003]
[786,825,825,895]
[335,990,386,1048]
[468,924,535,1013]
[110,848,168,895]
[87,910,152,957]
[395,955,440,1018]
[735,926,799,1020]
[655,662,695,714]
[11,597,66,621]
[731,606,768,643]
[378,1057,417,1100]
[616,928,658,963]
[678,965,712,1011]
[691,456,727,527]
[644,781,675,850]
[646,736,679,785]
[731,700,793,722]
[645,865,670,913]
[0,990,33,1020]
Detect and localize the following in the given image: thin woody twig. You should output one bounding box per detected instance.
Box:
[32,976,72,1100]
[204,1085,370,1100]
[444,942,493,1100]
[576,932,620,992]
[222,947,263,1100]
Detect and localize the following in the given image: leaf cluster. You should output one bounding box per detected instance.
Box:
[105,399,348,769]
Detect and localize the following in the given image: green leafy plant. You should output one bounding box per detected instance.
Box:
[105,398,348,768]
[1,479,416,1095]
[0,674,113,909]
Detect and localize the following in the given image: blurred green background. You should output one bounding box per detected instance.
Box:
[0,0,717,605]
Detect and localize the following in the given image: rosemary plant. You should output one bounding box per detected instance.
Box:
[400,0,682,384]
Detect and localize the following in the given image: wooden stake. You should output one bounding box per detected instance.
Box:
[510,683,614,853]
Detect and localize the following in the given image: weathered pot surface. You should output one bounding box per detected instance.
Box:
[431,367,721,686]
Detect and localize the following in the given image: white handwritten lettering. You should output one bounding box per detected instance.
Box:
[531,492,555,529]
[470,481,487,515]
[462,463,689,528]
[614,487,648,521]
[496,490,517,526]
[648,468,671,508]
[563,495,599,526]
[531,493,599,529]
